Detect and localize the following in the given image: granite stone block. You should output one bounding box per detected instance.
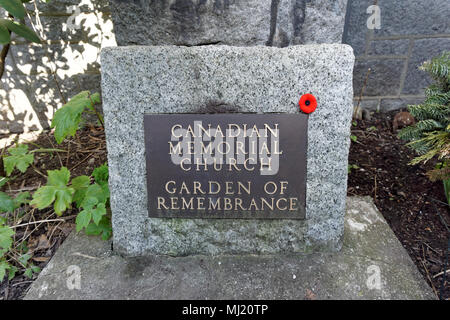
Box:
[101,44,355,256]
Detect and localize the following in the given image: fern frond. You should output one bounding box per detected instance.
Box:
[415,119,445,131]
[398,125,423,141]
[421,51,450,82]
[400,51,450,180]
[424,91,450,106]
[408,103,450,123]
[425,84,444,97]
[407,131,450,159]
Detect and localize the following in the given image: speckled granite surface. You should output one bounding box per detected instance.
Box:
[100,45,355,256]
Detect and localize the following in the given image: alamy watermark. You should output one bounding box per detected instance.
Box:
[65,6,82,31]
[168,121,283,176]
[367,5,381,30]
[366,264,382,290]
[66,265,81,290]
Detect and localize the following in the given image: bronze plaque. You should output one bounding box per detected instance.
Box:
[144,114,307,219]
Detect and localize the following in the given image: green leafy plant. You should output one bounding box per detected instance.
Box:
[74,164,111,240]
[51,91,102,144]
[0,1,113,284]
[0,222,14,280]
[1,155,107,283]
[3,144,34,176]
[0,192,38,282]
[0,238,41,281]
[0,0,41,44]
[398,51,450,203]
[30,167,75,215]
[0,190,29,213]
[30,164,112,239]
[92,163,108,187]
[2,143,70,179]
[19,253,40,279]
[0,221,13,257]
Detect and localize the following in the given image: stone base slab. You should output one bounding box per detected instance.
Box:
[24,197,434,300]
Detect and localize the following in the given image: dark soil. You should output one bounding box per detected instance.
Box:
[0,125,107,300]
[348,110,449,300]
[1,112,449,300]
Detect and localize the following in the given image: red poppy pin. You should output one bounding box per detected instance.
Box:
[299,94,317,114]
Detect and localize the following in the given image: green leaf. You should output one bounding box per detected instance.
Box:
[85,216,112,240]
[0,225,14,255]
[18,253,31,266]
[347,164,360,174]
[89,92,101,105]
[0,23,10,44]
[13,191,30,209]
[0,259,10,281]
[24,267,33,278]
[0,19,40,43]
[72,176,91,190]
[30,167,75,215]
[92,203,106,225]
[31,265,40,273]
[71,175,90,189]
[101,183,110,200]
[350,135,358,143]
[54,189,74,215]
[30,186,56,210]
[71,175,90,207]
[84,183,106,205]
[80,196,98,210]
[0,191,14,213]
[0,0,26,18]
[51,91,100,144]
[76,209,91,232]
[92,164,108,186]
[47,166,71,188]
[3,144,34,176]
[8,265,17,280]
[16,240,27,254]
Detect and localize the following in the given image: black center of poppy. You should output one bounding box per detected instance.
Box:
[305,100,310,106]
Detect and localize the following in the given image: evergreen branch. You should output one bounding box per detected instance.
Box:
[421,51,450,82]
[408,103,449,122]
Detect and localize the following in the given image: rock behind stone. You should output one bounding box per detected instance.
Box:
[109,0,348,47]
